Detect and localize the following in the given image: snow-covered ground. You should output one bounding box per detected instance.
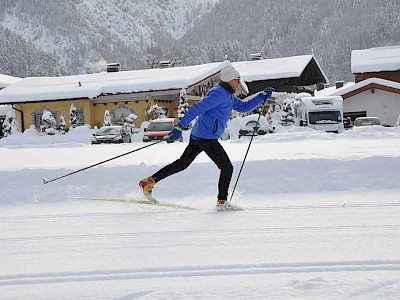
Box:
[1,126,400,299]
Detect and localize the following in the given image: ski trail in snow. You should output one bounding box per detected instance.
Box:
[1,224,399,243]
[1,260,400,286]
[247,201,400,211]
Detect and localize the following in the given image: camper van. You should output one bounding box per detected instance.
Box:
[293,93,344,133]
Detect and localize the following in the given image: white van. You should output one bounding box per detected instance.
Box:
[293,93,344,133]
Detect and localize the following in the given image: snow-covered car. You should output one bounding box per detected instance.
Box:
[238,115,267,138]
[353,117,381,127]
[220,124,230,140]
[143,118,181,143]
[91,126,131,144]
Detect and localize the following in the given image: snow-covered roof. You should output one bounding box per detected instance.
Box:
[0,74,22,88]
[0,55,329,104]
[320,78,400,97]
[232,55,328,83]
[0,61,230,104]
[314,82,355,97]
[351,45,400,74]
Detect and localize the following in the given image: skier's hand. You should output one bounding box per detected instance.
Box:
[164,125,183,143]
[261,87,275,99]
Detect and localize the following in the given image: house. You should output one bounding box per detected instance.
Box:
[233,55,328,94]
[0,62,231,131]
[352,45,400,83]
[0,55,328,132]
[316,45,400,126]
[325,78,400,126]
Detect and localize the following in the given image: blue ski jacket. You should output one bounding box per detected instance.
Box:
[178,82,266,139]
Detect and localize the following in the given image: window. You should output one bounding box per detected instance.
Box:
[308,111,341,124]
[33,111,58,127]
[147,121,174,131]
[77,111,84,126]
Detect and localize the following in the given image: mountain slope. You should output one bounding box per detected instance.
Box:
[0,0,399,82]
[0,0,218,75]
[0,26,67,77]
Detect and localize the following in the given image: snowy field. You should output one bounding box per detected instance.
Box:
[1,126,400,299]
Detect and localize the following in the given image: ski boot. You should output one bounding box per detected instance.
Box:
[138,176,157,202]
[216,199,243,211]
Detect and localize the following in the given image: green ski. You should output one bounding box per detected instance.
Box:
[70,196,197,210]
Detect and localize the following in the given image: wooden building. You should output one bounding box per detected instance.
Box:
[352,45,400,83]
[233,55,328,94]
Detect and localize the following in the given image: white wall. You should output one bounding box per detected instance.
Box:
[343,89,400,126]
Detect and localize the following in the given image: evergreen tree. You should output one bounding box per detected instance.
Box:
[145,104,166,121]
[124,113,138,133]
[265,110,275,133]
[103,110,112,126]
[41,110,57,135]
[2,110,20,137]
[59,115,66,134]
[280,99,295,126]
[178,88,189,120]
[69,103,77,128]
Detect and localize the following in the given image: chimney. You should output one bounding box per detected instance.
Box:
[106,62,121,73]
[250,53,262,61]
[158,60,171,68]
[335,81,344,89]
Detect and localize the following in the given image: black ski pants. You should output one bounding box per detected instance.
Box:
[152,138,233,200]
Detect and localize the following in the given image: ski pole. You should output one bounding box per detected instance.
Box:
[43,139,164,185]
[229,94,276,202]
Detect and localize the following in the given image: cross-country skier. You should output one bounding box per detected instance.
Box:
[139,65,274,210]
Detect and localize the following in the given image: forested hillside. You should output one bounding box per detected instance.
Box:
[181,0,400,82]
[0,0,399,82]
[0,26,67,77]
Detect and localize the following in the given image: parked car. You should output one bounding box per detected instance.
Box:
[239,115,267,138]
[91,125,131,144]
[143,118,182,143]
[353,117,381,127]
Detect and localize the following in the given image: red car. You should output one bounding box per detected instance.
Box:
[143,118,182,143]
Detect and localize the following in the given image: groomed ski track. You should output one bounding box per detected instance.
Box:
[1,191,399,299]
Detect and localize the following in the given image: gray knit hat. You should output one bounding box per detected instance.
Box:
[220,66,240,82]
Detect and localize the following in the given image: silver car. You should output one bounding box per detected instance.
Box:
[92,126,131,144]
[353,117,381,127]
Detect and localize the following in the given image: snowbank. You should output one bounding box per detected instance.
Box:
[1,121,400,300]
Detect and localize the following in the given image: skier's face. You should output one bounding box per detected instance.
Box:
[228,78,241,91]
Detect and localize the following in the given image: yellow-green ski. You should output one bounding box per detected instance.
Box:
[70,196,197,210]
